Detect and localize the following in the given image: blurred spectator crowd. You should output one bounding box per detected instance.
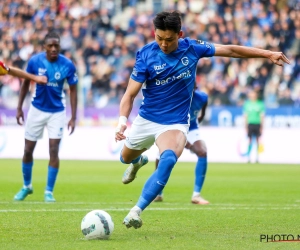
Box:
[0,0,300,109]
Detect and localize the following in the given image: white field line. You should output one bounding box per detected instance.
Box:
[0,201,135,205]
[0,206,300,213]
[0,201,299,206]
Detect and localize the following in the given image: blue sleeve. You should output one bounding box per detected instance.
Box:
[26,58,35,74]
[194,91,208,104]
[190,39,215,59]
[66,63,78,85]
[130,50,148,84]
[201,92,208,103]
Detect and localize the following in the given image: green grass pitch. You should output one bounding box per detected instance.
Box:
[0,159,299,250]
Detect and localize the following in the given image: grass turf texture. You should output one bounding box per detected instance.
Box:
[0,159,299,250]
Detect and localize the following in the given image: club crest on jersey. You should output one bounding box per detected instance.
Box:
[54,72,61,80]
[181,57,189,66]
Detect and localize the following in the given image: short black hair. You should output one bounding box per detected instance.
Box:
[44,31,60,44]
[153,11,182,34]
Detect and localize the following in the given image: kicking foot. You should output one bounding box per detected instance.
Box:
[14,187,33,201]
[44,192,56,202]
[191,196,209,205]
[153,195,163,202]
[123,211,143,229]
[122,155,148,184]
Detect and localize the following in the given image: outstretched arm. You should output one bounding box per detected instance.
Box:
[10,67,47,84]
[115,78,143,141]
[214,44,290,66]
[0,61,47,84]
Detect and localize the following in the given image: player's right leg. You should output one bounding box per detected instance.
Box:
[14,139,37,201]
[14,140,36,201]
[14,105,46,201]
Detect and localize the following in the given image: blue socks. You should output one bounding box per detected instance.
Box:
[120,154,141,164]
[22,162,33,186]
[137,150,177,210]
[46,166,59,192]
[22,163,59,192]
[194,157,207,193]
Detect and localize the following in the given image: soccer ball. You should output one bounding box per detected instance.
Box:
[81,210,114,240]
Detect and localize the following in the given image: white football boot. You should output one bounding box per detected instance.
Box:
[122,155,148,184]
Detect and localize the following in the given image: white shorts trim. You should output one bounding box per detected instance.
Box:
[187,129,201,145]
[25,105,66,141]
[125,115,189,150]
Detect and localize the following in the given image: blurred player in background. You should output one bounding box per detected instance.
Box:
[14,31,78,202]
[0,61,47,84]
[114,11,290,229]
[154,85,209,205]
[243,90,265,163]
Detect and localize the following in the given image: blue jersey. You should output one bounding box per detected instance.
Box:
[26,52,78,112]
[189,90,208,131]
[131,38,215,125]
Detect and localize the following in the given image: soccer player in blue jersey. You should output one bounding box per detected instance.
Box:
[0,61,47,84]
[115,11,290,229]
[14,31,78,202]
[154,86,209,205]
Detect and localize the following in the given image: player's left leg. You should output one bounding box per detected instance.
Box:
[45,110,65,202]
[124,129,186,229]
[189,140,209,205]
[44,138,61,202]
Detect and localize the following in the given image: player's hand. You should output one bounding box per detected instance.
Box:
[16,108,24,125]
[0,61,10,75]
[68,118,76,135]
[34,75,48,84]
[115,116,127,142]
[269,52,290,66]
[185,141,192,149]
